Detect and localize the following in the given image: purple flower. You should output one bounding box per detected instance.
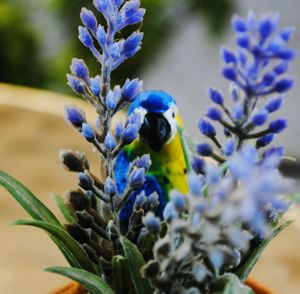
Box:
[129,167,145,187]
[90,75,101,96]
[104,177,117,196]
[64,105,86,127]
[256,134,274,148]
[78,172,93,190]
[198,118,216,137]
[192,156,205,175]
[269,118,287,133]
[188,174,204,195]
[273,78,294,93]
[135,154,151,170]
[123,32,143,58]
[122,79,143,101]
[80,8,98,33]
[196,143,213,157]
[96,25,106,48]
[206,106,222,121]
[222,67,237,81]
[251,109,268,126]
[231,15,247,32]
[221,47,236,64]
[106,90,119,110]
[236,35,250,49]
[223,139,235,156]
[115,120,124,139]
[209,88,224,105]
[273,62,289,75]
[67,74,85,94]
[265,96,284,113]
[143,212,161,234]
[70,58,89,83]
[82,123,95,141]
[170,191,187,211]
[104,132,116,151]
[259,17,277,40]
[78,26,94,48]
[123,123,139,144]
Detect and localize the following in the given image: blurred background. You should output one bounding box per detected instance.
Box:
[0,0,300,293]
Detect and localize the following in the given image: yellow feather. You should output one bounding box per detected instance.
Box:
[126,115,188,196]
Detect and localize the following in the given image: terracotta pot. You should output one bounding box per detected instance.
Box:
[51,283,87,294]
[246,278,275,294]
[52,279,274,294]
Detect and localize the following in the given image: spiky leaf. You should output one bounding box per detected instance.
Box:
[211,273,254,294]
[45,266,113,294]
[0,171,61,226]
[120,236,153,294]
[52,193,76,223]
[112,255,135,294]
[13,219,97,274]
[235,220,294,282]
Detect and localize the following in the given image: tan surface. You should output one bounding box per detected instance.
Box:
[0,84,300,293]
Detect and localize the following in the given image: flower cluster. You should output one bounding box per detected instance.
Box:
[142,146,292,293]
[196,12,295,166]
[61,0,149,270]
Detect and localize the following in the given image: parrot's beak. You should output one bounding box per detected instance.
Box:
[139,112,171,152]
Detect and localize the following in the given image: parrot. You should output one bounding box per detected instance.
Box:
[114,90,191,224]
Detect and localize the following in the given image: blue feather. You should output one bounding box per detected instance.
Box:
[115,150,166,226]
[128,90,176,115]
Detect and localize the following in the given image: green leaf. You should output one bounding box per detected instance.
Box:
[235,220,294,282]
[0,171,61,227]
[45,266,113,294]
[211,273,254,294]
[112,255,134,294]
[13,219,97,274]
[51,193,76,223]
[120,236,153,294]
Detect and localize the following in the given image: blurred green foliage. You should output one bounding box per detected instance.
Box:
[0,0,235,93]
[0,1,45,87]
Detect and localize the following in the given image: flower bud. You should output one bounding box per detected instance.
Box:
[78,26,94,48]
[129,168,145,187]
[59,149,89,172]
[206,106,222,121]
[196,143,213,157]
[80,8,97,33]
[90,75,101,96]
[122,79,143,101]
[135,154,151,170]
[79,172,94,190]
[66,189,90,211]
[104,177,117,196]
[198,118,216,137]
[67,74,85,95]
[222,67,237,81]
[82,123,95,141]
[209,88,224,105]
[143,212,161,234]
[251,109,268,126]
[269,118,287,133]
[70,58,89,83]
[104,132,116,151]
[64,105,86,127]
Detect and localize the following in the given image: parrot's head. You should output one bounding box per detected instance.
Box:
[128,90,181,152]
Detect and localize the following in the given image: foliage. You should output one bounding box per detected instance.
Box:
[0,1,45,87]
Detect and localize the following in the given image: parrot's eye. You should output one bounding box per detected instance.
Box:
[172,112,175,118]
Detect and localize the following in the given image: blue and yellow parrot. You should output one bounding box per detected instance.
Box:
[115,90,190,223]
